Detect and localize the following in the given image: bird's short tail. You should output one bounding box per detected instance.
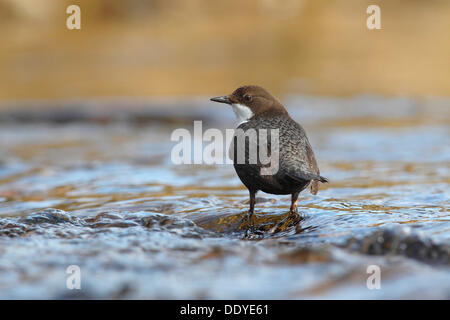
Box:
[310,175,328,195]
[317,175,329,183]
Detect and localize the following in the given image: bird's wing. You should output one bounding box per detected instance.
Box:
[281,124,328,195]
[285,170,328,184]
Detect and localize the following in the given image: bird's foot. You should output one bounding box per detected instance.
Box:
[240,210,252,222]
[268,211,303,234]
[239,211,253,229]
[240,211,263,239]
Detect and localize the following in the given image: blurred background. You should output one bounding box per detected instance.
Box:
[0,0,449,300]
[1,0,449,102]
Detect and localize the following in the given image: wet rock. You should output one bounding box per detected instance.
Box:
[21,208,77,225]
[141,213,211,239]
[146,202,176,215]
[84,212,139,229]
[85,212,124,222]
[86,221,140,229]
[195,211,303,239]
[141,213,188,229]
[0,218,34,237]
[343,226,450,265]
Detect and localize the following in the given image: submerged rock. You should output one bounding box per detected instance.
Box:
[21,208,77,225]
[343,226,450,265]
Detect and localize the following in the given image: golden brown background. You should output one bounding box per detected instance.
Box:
[1,0,449,101]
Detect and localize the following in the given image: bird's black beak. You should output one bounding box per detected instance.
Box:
[210,96,232,105]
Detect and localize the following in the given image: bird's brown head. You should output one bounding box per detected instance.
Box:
[210,85,288,124]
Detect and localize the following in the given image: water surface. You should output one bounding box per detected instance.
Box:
[0,95,449,299]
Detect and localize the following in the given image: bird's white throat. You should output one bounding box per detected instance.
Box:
[231,103,254,125]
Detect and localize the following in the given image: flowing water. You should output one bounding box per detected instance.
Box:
[0,95,449,299]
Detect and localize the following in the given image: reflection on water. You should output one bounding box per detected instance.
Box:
[0,95,449,299]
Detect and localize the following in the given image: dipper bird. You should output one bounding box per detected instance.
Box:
[211,85,327,217]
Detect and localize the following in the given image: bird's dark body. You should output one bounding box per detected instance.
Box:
[231,115,319,196]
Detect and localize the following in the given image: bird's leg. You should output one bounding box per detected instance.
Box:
[249,190,256,215]
[290,191,300,215]
[242,190,256,233]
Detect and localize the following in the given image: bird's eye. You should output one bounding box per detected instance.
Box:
[244,94,252,102]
